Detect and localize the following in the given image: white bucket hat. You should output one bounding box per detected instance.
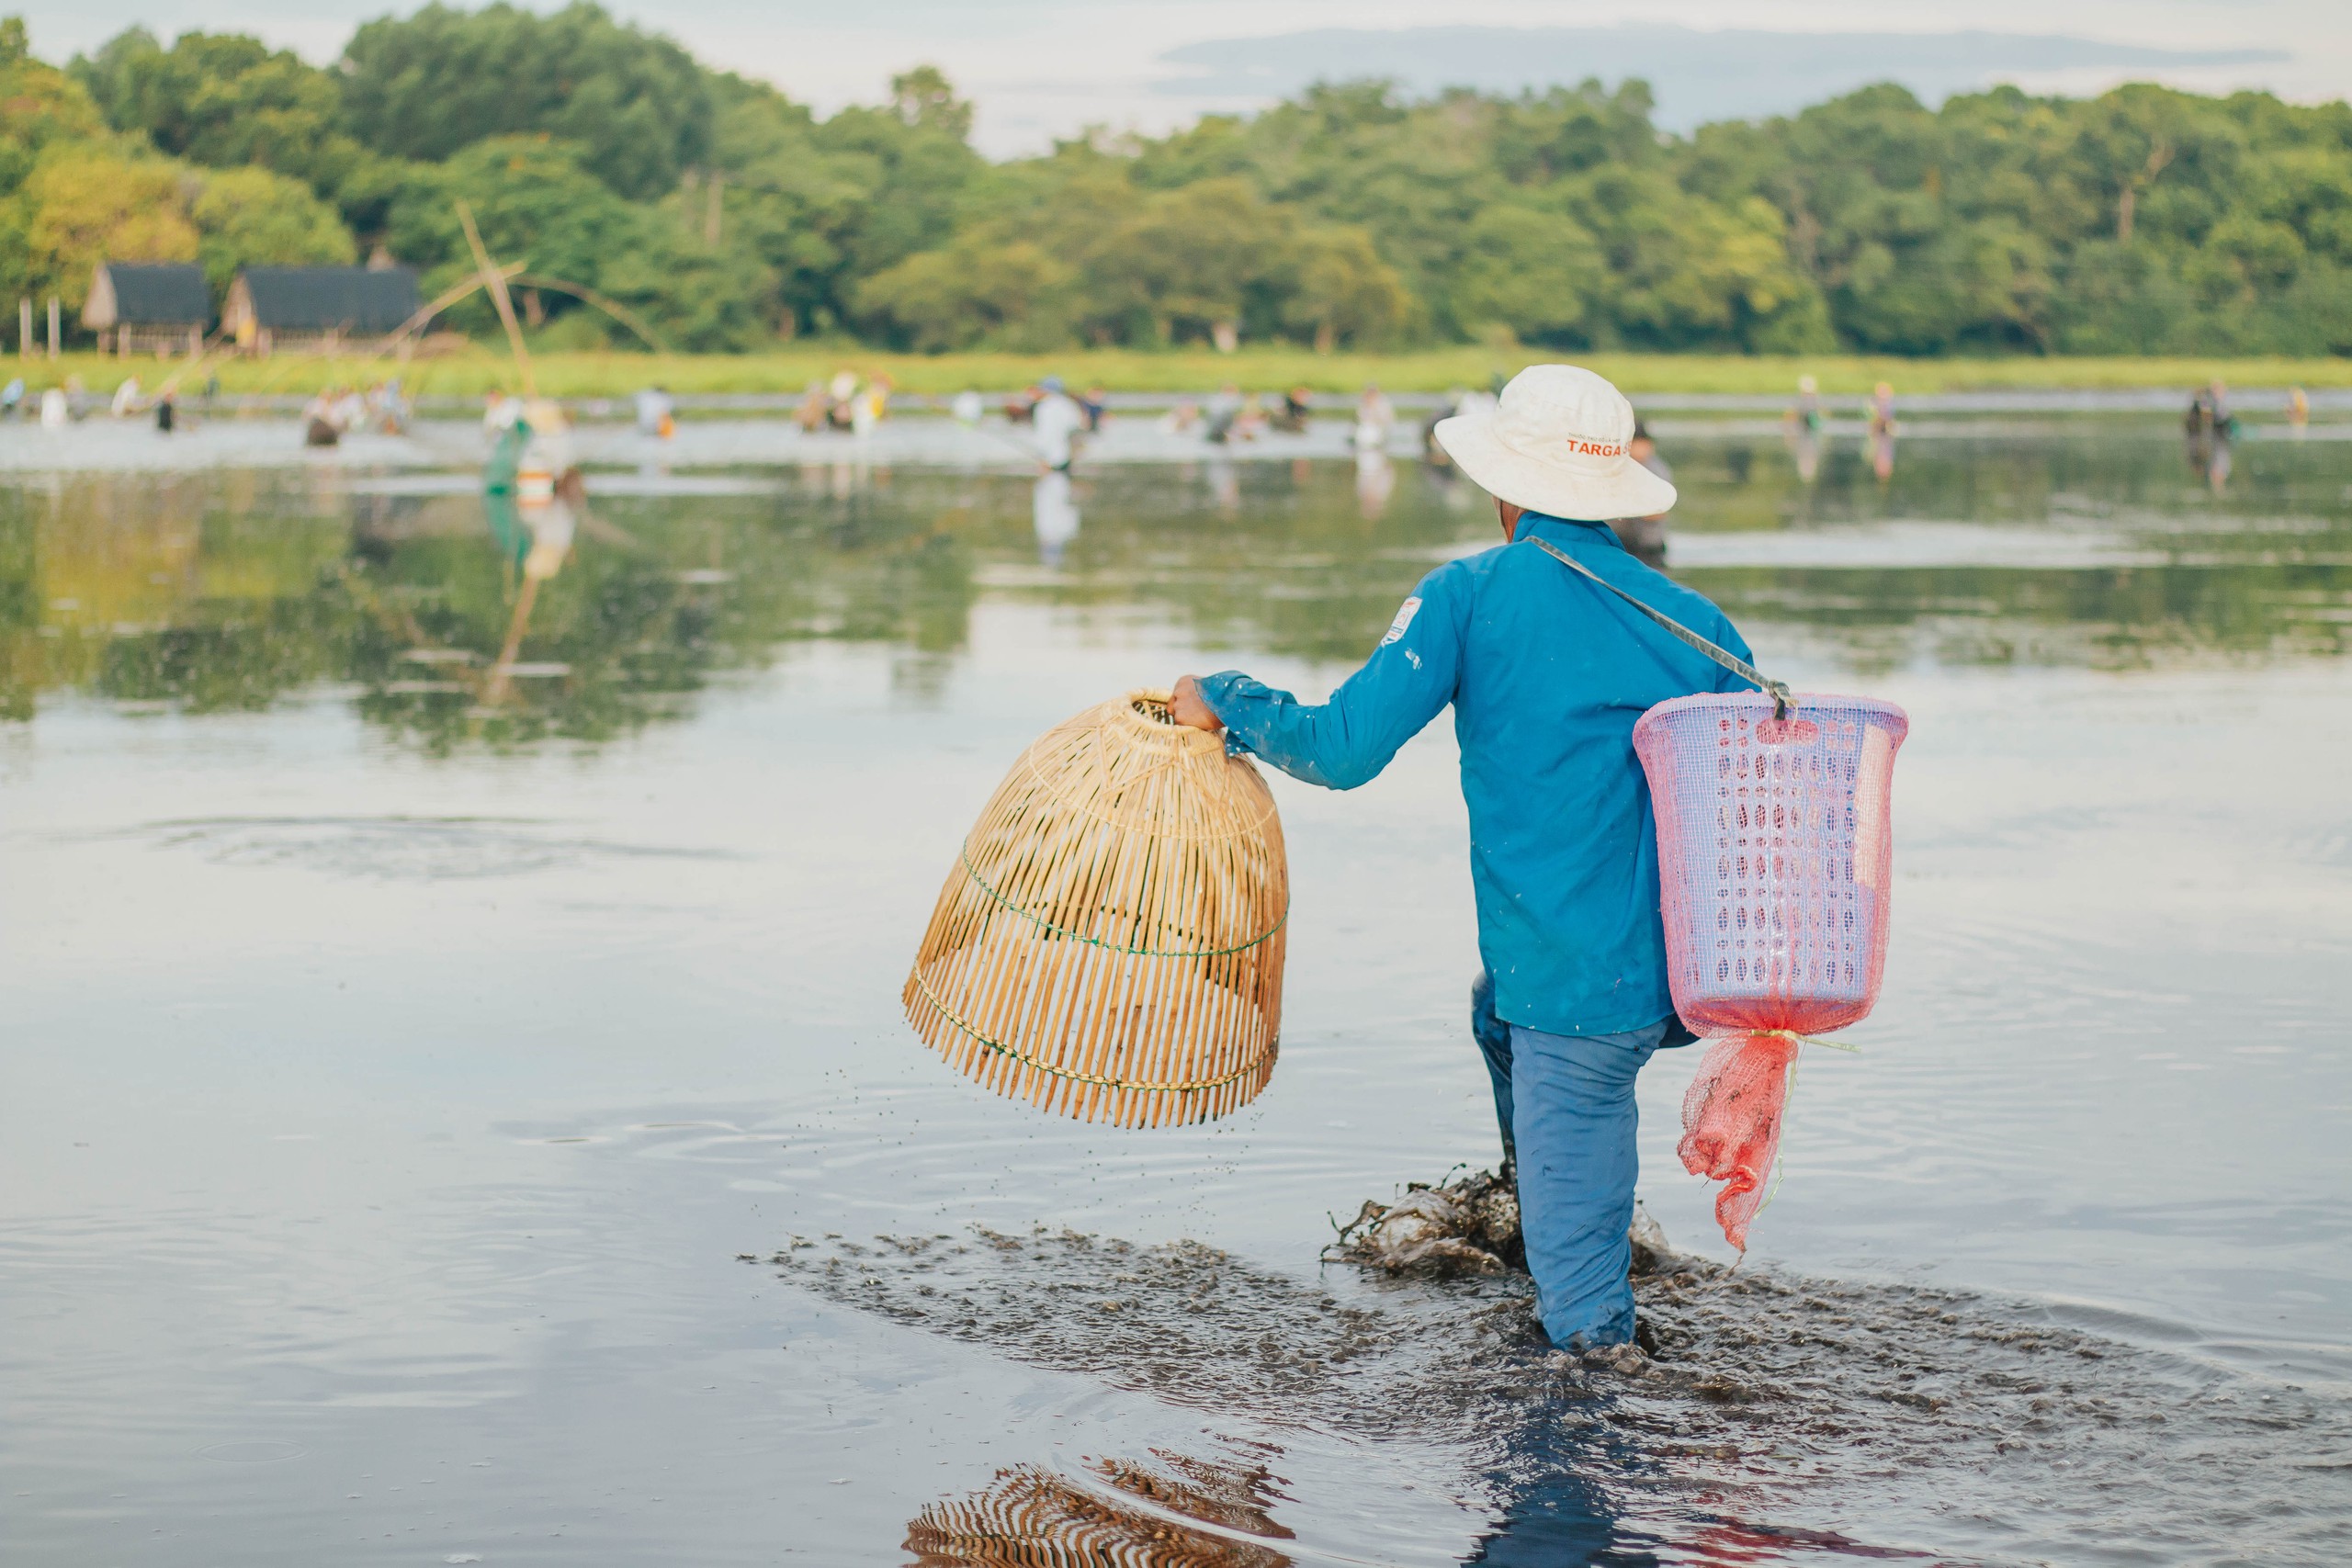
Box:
[1433,365,1675,521]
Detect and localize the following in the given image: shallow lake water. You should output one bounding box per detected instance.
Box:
[4,416,2349,1565]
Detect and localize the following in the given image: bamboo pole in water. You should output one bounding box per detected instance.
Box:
[456,201,535,398]
[904,689,1288,1128]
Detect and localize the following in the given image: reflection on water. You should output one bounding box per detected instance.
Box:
[6,418,2351,1568]
[909,1448,1295,1568]
[5,425,2350,742]
[907,1445,1917,1568]
[1032,471,1079,568]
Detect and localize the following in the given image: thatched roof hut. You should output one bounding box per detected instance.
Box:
[83,263,209,355]
[223,266,421,355]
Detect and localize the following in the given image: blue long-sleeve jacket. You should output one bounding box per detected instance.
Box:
[1197,513,1755,1036]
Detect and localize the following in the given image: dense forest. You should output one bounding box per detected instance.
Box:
[5,2,2350,355]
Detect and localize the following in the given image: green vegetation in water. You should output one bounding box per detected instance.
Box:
[1,7,2348,360]
[4,429,2349,739]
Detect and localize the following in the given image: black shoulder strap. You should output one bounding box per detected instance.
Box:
[1525,535,1791,716]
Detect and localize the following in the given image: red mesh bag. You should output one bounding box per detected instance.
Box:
[1634,694,1909,1249]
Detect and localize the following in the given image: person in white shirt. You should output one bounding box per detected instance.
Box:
[484,389,525,434]
[635,386,674,437]
[1030,375,1085,472]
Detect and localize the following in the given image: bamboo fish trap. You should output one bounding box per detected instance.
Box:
[903,688,1288,1128]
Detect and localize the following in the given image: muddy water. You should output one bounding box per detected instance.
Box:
[3,422,2349,1565]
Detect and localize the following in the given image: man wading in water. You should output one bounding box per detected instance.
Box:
[1170,365,1755,1350]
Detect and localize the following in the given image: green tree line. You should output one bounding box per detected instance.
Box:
[7,2,2351,355]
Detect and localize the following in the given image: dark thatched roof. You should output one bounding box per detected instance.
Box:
[88,264,209,327]
[234,266,421,333]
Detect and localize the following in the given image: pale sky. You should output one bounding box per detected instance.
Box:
[22,0,2351,156]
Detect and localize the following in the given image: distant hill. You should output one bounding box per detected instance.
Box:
[1158,26,2288,130]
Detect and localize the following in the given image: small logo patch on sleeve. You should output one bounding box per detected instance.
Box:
[1380,595,1422,647]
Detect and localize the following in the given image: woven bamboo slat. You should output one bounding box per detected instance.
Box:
[903,688,1288,1128]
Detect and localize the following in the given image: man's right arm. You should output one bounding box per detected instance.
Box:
[1174,565,1465,790]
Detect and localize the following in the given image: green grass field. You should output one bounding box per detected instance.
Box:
[28,344,2352,400]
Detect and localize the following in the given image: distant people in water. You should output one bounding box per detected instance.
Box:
[303,389,342,446]
[1791,374,1825,434]
[1271,386,1313,434]
[635,385,675,439]
[379,379,413,435]
[2287,386,2310,433]
[296,380,406,446]
[1030,376,1085,472]
[1618,419,1671,566]
[850,374,889,437]
[1204,384,1242,444]
[2186,378,2238,442]
[1422,389,1465,466]
[484,388,525,434]
[1868,381,1897,480]
[1629,419,1670,487]
[1784,377,1824,482]
[786,373,890,435]
[794,380,829,433]
[1235,391,1270,441]
[2185,378,2235,491]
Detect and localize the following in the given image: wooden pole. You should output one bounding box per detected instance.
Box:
[46,297,58,359]
[513,273,672,355]
[370,262,520,355]
[455,200,535,398]
[17,298,27,359]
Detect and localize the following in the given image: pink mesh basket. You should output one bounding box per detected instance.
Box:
[1634,693,1909,1248]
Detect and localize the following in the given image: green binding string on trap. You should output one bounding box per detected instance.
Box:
[956,843,1289,960]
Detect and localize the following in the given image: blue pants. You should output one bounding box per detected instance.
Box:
[1471,972,1689,1349]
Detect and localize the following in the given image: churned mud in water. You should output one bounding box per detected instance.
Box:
[1329,1164,1528,1276]
[760,1218,2352,1563]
